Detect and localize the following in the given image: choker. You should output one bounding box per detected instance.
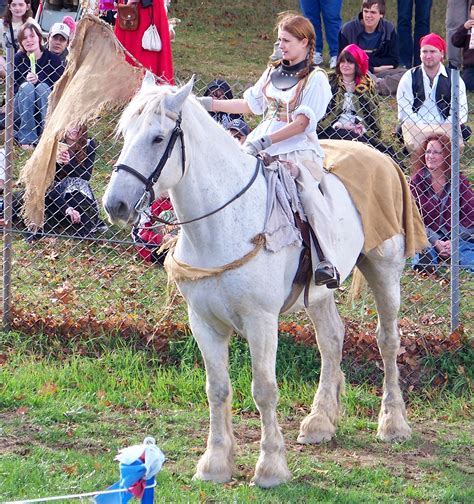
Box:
[271,59,309,91]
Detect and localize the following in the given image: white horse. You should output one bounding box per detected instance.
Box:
[103,75,412,488]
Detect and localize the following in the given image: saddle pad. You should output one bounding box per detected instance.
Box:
[320,139,428,256]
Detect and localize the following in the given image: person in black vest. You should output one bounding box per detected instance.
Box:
[396,32,470,144]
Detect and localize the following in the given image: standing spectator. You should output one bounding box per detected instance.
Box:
[299,0,342,68]
[338,0,399,75]
[0,0,33,76]
[396,33,470,146]
[410,134,474,273]
[114,0,174,84]
[47,22,71,64]
[397,0,433,68]
[14,21,64,149]
[451,0,474,91]
[446,0,470,68]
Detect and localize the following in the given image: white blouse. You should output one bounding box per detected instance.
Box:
[243,67,332,158]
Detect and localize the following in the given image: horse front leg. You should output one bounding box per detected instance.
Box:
[298,293,345,444]
[246,317,291,488]
[189,312,236,483]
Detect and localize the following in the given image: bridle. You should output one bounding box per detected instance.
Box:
[114,113,186,213]
[113,113,262,227]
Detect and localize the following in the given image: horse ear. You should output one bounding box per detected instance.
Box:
[165,76,195,113]
[141,71,156,90]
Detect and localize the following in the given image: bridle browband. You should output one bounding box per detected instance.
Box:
[113,112,262,227]
[114,113,186,212]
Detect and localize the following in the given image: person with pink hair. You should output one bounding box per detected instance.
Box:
[317,44,396,157]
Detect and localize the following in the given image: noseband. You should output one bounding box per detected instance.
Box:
[114,113,186,212]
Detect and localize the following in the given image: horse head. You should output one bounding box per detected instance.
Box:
[103,73,194,225]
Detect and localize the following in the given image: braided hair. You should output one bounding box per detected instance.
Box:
[270,11,316,78]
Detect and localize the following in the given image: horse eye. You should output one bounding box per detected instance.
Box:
[153,136,164,144]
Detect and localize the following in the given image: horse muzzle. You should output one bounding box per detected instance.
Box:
[102,192,140,226]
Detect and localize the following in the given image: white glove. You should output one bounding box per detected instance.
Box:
[196,96,213,111]
[243,135,272,156]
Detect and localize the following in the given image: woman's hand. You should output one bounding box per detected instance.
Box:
[57,149,70,165]
[26,72,38,85]
[65,207,81,224]
[434,239,451,258]
[464,19,474,30]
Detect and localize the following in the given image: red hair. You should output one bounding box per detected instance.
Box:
[412,134,452,177]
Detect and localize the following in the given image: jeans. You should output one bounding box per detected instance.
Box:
[462,67,474,91]
[397,0,433,68]
[299,0,342,57]
[14,81,51,145]
[412,239,474,273]
[446,0,470,68]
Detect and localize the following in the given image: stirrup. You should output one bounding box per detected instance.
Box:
[314,260,340,289]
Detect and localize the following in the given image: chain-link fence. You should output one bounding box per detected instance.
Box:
[1,36,472,390]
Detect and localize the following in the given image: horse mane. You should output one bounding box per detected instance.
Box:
[117,84,175,137]
[116,82,245,154]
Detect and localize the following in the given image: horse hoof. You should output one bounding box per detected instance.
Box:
[192,470,232,484]
[252,453,291,488]
[297,413,336,444]
[377,412,412,442]
[251,466,291,488]
[194,450,234,483]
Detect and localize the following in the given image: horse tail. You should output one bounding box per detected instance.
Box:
[348,267,366,303]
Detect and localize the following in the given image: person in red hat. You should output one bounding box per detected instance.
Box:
[317,44,398,159]
[396,32,471,146]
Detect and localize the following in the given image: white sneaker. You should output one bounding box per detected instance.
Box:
[329,56,337,69]
[313,52,324,65]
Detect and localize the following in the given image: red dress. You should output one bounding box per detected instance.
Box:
[115,0,174,84]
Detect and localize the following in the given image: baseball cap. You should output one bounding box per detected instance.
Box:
[225,118,250,137]
[50,23,71,40]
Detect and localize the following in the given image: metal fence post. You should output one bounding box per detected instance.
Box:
[450,68,460,332]
[2,36,14,330]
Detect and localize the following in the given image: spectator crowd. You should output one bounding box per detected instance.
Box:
[0,0,472,275]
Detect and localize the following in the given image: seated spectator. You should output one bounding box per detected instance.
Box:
[410,134,474,273]
[132,196,177,264]
[14,21,64,149]
[203,79,242,127]
[338,0,399,75]
[9,124,102,240]
[397,32,470,148]
[43,124,101,237]
[0,0,33,77]
[47,22,71,65]
[451,0,474,91]
[317,44,398,158]
[225,118,250,144]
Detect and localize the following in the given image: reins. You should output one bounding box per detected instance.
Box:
[150,157,262,227]
[115,112,262,228]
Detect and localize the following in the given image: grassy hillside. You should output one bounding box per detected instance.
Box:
[169,0,449,82]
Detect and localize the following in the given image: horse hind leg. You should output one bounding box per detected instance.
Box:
[298,292,345,444]
[245,316,291,488]
[358,235,412,442]
[189,312,236,483]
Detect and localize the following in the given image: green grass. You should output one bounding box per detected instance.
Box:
[1,336,472,502]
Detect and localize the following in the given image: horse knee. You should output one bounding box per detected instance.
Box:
[252,379,278,409]
[207,381,231,406]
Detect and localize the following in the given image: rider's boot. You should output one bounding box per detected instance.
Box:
[314,260,340,289]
